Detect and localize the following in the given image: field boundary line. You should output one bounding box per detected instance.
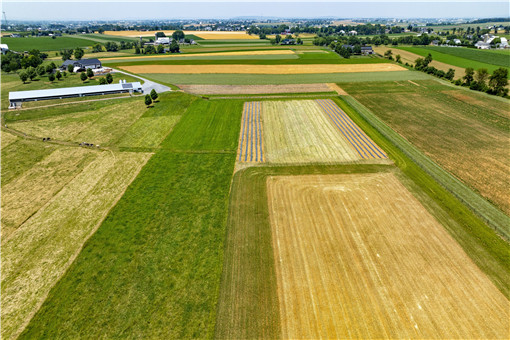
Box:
[339,95,510,240]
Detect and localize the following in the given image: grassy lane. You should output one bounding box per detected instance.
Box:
[334,95,510,297]
[215,163,394,339]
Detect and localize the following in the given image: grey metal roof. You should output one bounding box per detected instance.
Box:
[9,82,142,101]
[61,58,101,67]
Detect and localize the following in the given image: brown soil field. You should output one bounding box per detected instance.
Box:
[1,151,152,340]
[178,83,333,95]
[257,100,361,164]
[103,30,258,39]
[267,173,509,339]
[120,63,407,74]
[373,46,465,79]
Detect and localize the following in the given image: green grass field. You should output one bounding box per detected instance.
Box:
[1,36,94,52]
[395,46,510,73]
[140,71,431,85]
[413,46,510,68]
[19,94,242,338]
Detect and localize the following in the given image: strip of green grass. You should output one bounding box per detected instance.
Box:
[395,46,509,73]
[140,71,432,85]
[20,151,236,339]
[2,36,94,52]
[215,163,394,339]
[335,95,509,297]
[161,99,243,151]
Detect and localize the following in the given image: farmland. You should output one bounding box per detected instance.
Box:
[2,19,510,340]
[1,36,94,52]
[268,173,509,338]
[341,80,510,216]
[395,46,510,73]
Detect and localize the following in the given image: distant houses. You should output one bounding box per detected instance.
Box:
[61,58,102,72]
[360,46,374,55]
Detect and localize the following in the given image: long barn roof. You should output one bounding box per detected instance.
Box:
[9,82,142,101]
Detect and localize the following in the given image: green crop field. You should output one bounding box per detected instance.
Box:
[140,70,431,85]
[395,46,510,73]
[1,36,94,52]
[413,46,510,68]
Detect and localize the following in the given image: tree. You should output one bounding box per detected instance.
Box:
[488,67,508,96]
[172,30,185,42]
[150,89,158,101]
[99,77,107,84]
[145,45,156,54]
[56,70,62,80]
[145,94,152,107]
[63,71,67,77]
[155,31,166,38]
[26,66,37,80]
[106,73,113,84]
[105,42,119,52]
[475,68,489,85]
[445,68,455,81]
[384,49,393,58]
[275,34,282,44]
[86,68,94,79]
[19,70,28,83]
[67,64,74,73]
[80,72,87,82]
[297,37,303,45]
[74,47,84,60]
[48,73,55,82]
[169,40,179,53]
[135,47,141,54]
[395,54,402,63]
[61,49,73,61]
[424,53,433,66]
[157,44,164,54]
[92,43,103,53]
[36,65,46,76]
[463,67,474,85]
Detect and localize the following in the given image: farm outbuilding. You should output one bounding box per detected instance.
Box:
[60,58,102,72]
[9,81,142,108]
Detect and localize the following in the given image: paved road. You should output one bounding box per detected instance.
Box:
[111,68,171,94]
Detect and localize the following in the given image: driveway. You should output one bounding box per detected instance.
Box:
[111,68,171,94]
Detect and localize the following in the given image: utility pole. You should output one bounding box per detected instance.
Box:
[2,11,8,29]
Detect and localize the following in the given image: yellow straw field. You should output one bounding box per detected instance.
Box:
[267,173,509,339]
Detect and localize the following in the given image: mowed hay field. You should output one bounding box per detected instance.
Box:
[178,83,334,95]
[267,173,509,339]
[121,63,406,74]
[237,99,388,164]
[2,150,151,340]
[341,80,510,215]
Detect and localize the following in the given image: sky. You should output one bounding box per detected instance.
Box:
[2,1,509,21]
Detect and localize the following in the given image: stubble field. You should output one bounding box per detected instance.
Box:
[267,173,509,339]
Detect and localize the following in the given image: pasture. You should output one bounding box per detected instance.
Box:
[341,80,510,216]
[267,173,509,339]
[420,46,510,68]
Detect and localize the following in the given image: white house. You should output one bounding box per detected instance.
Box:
[498,37,509,49]
[475,41,491,49]
[155,37,171,45]
[348,30,357,36]
[453,39,461,45]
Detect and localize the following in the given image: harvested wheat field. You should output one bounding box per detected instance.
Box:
[120,63,406,74]
[250,100,361,164]
[238,102,264,162]
[178,83,333,95]
[267,173,509,339]
[1,151,151,340]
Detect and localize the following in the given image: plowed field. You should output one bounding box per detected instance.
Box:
[267,173,509,339]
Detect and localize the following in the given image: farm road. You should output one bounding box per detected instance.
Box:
[111,68,171,93]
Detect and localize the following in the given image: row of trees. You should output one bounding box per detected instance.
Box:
[19,65,64,83]
[1,50,49,73]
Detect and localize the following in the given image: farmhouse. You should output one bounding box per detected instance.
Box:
[281,38,296,45]
[60,58,102,72]
[155,37,171,45]
[8,81,142,108]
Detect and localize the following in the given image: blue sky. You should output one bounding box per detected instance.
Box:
[2,1,509,21]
